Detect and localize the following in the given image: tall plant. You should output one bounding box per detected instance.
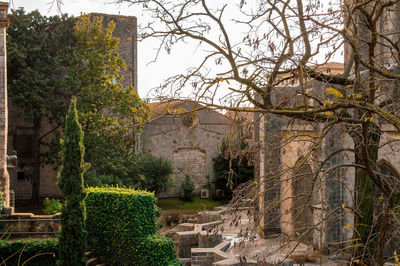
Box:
[57,98,87,266]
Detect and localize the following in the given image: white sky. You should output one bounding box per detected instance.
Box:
[10,0,198,100]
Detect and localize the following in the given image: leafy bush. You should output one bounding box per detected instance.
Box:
[43,198,62,215]
[85,187,177,265]
[180,174,195,202]
[132,153,173,194]
[84,172,123,187]
[84,153,173,195]
[133,234,178,265]
[0,239,58,266]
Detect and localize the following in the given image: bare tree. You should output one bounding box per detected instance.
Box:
[118,0,400,264]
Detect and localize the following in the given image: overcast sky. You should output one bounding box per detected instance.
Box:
[10,0,200,100]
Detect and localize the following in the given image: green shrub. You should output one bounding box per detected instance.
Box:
[43,198,62,215]
[84,172,123,187]
[85,187,176,265]
[132,153,173,194]
[84,153,173,195]
[132,234,178,265]
[0,239,58,266]
[180,174,195,202]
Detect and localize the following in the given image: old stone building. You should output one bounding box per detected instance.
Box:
[141,100,233,197]
[7,13,138,199]
[255,64,400,253]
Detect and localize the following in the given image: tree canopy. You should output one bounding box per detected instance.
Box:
[7,9,149,204]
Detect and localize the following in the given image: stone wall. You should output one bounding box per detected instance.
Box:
[91,13,137,91]
[142,101,232,197]
[256,111,400,250]
[1,212,60,238]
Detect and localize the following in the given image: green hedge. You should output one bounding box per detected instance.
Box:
[0,239,58,266]
[132,234,178,265]
[85,187,177,265]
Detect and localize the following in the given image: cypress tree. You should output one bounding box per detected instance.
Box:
[57,98,87,266]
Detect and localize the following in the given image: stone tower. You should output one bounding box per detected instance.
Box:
[90,13,138,91]
[0,2,9,208]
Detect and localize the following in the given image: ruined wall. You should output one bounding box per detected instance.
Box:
[142,102,232,197]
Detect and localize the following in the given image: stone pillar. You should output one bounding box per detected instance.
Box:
[0,2,9,208]
[262,114,283,237]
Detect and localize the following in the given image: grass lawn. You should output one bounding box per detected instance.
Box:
[157,198,222,214]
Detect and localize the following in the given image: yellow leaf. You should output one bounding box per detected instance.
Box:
[166,108,171,114]
[176,108,184,115]
[342,204,350,211]
[394,251,399,264]
[226,80,230,84]
[355,93,362,99]
[254,180,259,185]
[325,87,344,98]
[325,111,334,117]
[364,116,373,122]
[344,223,353,229]
[219,78,224,82]
[378,195,384,201]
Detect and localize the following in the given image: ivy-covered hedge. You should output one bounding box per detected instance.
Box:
[85,187,177,265]
[0,239,58,266]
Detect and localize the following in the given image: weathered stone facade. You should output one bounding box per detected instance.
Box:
[0,2,9,207]
[255,68,400,252]
[142,100,232,197]
[91,13,137,91]
[7,13,137,199]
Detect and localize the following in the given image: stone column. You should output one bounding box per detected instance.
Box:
[0,2,9,208]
